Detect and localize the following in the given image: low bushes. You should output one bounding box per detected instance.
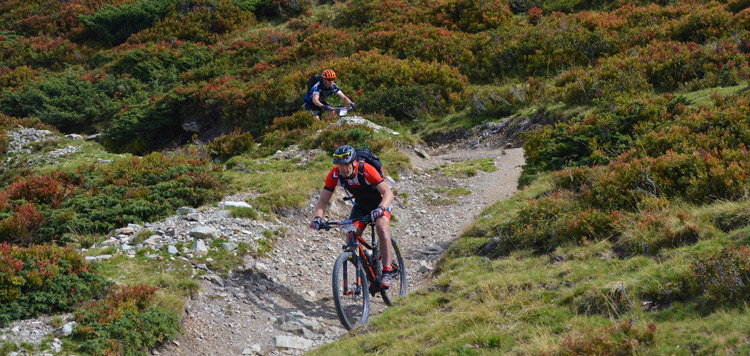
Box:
[125,0,257,45]
[467,81,546,119]
[0,243,109,327]
[78,0,174,45]
[208,127,254,161]
[73,285,182,356]
[328,50,467,119]
[0,68,138,134]
[550,40,750,104]
[0,147,223,243]
[689,246,750,304]
[259,110,325,155]
[494,191,621,255]
[542,321,656,356]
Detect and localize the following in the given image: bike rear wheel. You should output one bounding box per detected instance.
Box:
[332,251,369,330]
[380,237,407,306]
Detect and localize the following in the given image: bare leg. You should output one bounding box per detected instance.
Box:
[375,218,391,269]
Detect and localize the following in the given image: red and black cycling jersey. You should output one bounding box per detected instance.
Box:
[324,162,384,206]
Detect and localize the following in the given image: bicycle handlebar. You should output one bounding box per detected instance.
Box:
[318,215,373,231]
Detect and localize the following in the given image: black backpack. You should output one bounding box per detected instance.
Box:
[307,75,323,93]
[339,148,386,204]
[354,148,384,177]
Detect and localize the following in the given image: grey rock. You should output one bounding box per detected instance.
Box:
[167,245,179,255]
[417,260,434,273]
[242,344,261,354]
[100,238,119,247]
[414,148,431,159]
[143,235,163,245]
[224,201,253,209]
[207,274,224,287]
[53,322,76,337]
[422,245,443,255]
[190,239,209,253]
[85,254,113,262]
[220,242,238,252]
[212,210,232,219]
[273,335,312,350]
[176,207,197,215]
[115,227,135,235]
[189,227,218,239]
[185,213,203,222]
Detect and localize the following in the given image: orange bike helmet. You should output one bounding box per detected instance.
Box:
[322,69,336,79]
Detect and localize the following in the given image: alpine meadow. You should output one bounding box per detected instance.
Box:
[1,0,750,355]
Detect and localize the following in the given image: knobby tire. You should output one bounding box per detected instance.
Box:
[380,236,407,306]
[332,251,369,330]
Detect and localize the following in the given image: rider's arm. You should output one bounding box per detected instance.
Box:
[375,181,394,210]
[312,93,324,107]
[337,91,353,106]
[315,168,339,218]
[313,189,333,218]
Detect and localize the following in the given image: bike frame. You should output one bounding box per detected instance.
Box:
[323,218,385,297]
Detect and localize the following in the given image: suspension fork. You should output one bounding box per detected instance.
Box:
[343,232,362,296]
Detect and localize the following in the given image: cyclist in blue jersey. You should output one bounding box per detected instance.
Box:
[304,69,357,120]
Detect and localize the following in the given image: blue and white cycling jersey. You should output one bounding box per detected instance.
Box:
[304,80,341,105]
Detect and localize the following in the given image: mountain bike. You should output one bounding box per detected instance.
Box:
[318,215,406,330]
[328,104,355,117]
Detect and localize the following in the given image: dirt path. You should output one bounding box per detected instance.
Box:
[156,144,525,356]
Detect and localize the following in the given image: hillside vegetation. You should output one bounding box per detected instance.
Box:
[1,0,750,354]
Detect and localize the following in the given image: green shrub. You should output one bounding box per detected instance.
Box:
[73,285,181,356]
[689,246,750,304]
[670,3,734,43]
[0,33,91,71]
[705,201,750,233]
[429,0,512,32]
[78,0,175,45]
[0,203,44,245]
[615,209,703,256]
[23,147,224,240]
[358,22,476,78]
[303,125,377,153]
[0,68,137,134]
[0,243,109,327]
[490,191,620,256]
[360,84,443,120]
[101,91,185,154]
[259,111,325,155]
[97,41,213,84]
[208,128,254,161]
[336,0,511,31]
[127,0,257,44]
[327,51,467,120]
[467,82,545,118]
[296,27,355,59]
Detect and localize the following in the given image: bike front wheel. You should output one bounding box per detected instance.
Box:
[332,251,369,330]
[380,237,407,306]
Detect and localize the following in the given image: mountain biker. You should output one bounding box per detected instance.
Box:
[309,145,396,289]
[304,69,357,121]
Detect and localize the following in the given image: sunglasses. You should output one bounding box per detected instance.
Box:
[333,152,351,160]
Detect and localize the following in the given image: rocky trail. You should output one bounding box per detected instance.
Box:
[156,142,524,356]
[0,127,524,356]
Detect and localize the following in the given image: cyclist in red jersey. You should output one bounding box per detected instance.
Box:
[309,145,396,289]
